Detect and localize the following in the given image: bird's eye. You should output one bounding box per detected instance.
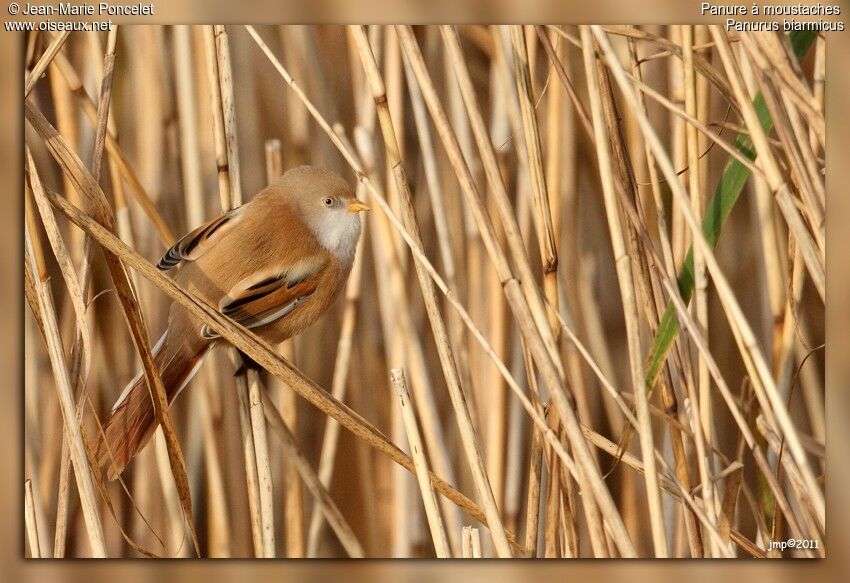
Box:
[323,197,334,207]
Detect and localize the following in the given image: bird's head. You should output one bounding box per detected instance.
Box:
[280,165,369,262]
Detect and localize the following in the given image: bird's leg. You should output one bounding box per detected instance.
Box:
[234,350,262,376]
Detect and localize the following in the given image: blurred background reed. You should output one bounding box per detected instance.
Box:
[23,25,825,558]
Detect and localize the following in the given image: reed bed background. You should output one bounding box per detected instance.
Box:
[22,25,825,558]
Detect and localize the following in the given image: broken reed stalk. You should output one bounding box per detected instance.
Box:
[24,25,824,558]
[351,24,512,558]
[43,186,529,555]
[461,526,482,558]
[390,368,451,558]
[247,23,638,556]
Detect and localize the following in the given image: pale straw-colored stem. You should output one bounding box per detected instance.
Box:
[24,479,42,558]
[248,24,634,555]
[352,25,511,557]
[25,30,70,97]
[390,368,452,558]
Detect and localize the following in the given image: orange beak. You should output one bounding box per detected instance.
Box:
[347,200,370,214]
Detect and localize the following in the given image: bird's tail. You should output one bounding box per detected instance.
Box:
[96,333,209,480]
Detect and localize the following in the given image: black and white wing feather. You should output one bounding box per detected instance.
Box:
[157,206,244,271]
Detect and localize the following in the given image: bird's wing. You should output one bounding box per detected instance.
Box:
[200,254,328,339]
[157,206,245,271]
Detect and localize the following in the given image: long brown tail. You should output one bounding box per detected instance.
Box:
[96,335,208,480]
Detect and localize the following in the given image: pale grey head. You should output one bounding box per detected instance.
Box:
[278,166,368,263]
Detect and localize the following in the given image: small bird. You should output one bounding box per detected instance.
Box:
[97,166,368,479]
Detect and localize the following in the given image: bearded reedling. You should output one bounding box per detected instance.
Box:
[97,166,369,479]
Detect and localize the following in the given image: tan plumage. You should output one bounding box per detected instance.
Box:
[97,166,367,479]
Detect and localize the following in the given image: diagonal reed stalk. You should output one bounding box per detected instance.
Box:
[42,184,530,554]
[592,25,824,535]
[351,25,512,557]
[24,25,824,558]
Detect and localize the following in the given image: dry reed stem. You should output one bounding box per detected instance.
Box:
[461,526,482,558]
[26,97,200,555]
[264,139,305,558]
[579,27,668,557]
[709,29,823,302]
[208,24,278,557]
[49,49,175,245]
[202,26,231,211]
[174,24,232,557]
[592,27,825,528]
[261,392,365,557]
[43,186,529,554]
[212,25,243,203]
[390,368,451,558]
[24,225,106,557]
[509,26,560,334]
[248,24,633,556]
[25,479,42,558]
[351,25,512,558]
[25,30,70,97]
[681,24,719,557]
[400,26,634,555]
[90,27,118,180]
[248,368,276,556]
[233,361,264,556]
[522,396,544,557]
[206,28,267,556]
